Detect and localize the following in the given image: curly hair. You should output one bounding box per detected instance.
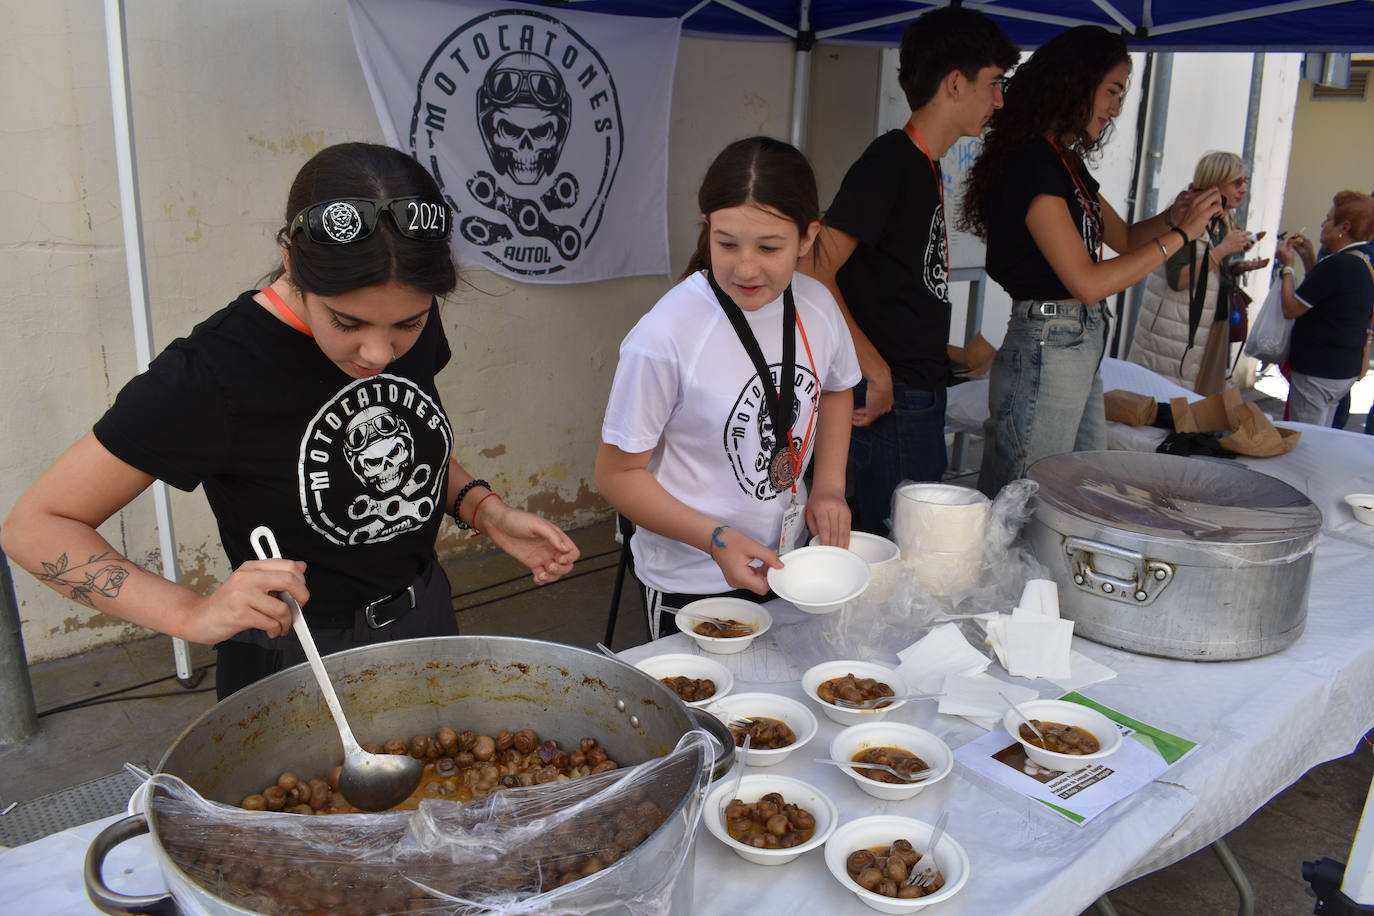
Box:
[960,26,1130,240]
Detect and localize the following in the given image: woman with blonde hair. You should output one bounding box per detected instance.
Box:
[1127,151,1268,392]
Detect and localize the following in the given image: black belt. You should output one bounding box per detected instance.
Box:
[363,584,418,629]
[311,564,431,629]
[1013,299,1098,319]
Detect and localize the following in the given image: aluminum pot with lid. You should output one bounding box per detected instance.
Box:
[85,635,733,915]
[1025,451,1322,661]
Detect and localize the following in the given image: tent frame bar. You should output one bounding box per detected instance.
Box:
[1149,0,1352,36]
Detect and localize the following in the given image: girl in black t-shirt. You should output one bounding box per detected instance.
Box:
[2,143,579,698]
[961,26,1223,495]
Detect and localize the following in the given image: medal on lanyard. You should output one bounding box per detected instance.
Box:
[705,272,819,550]
[707,270,797,493]
[904,121,950,279]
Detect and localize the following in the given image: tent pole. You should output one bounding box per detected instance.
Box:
[1122,51,1172,360]
[1238,53,1266,229]
[789,0,813,150]
[103,0,196,687]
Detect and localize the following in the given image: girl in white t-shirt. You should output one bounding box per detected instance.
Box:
[596,137,861,641]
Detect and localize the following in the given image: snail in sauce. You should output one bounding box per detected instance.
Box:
[850,746,929,783]
[693,617,754,638]
[239,728,620,814]
[659,675,716,702]
[817,672,894,708]
[1018,720,1101,754]
[846,838,945,899]
[723,791,817,849]
[728,716,796,749]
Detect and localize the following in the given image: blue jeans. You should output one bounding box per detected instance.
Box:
[848,379,948,536]
[979,301,1107,496]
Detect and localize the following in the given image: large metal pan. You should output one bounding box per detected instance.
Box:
[86,635,731,915]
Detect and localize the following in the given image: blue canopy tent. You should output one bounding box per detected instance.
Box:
[568,0,1374,49]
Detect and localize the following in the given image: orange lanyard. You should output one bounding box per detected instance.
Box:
[1046,136,1104,262]
[786,310,819,494]
[261,286,313,337]
[904,120,950,277]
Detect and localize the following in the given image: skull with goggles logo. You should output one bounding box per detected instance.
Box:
[321,202,364,242]
[343,406,413,496]
[476,52,571,186]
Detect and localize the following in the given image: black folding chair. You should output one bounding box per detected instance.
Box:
[603,514,646,647]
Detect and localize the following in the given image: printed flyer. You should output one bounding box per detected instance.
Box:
[954,693,1199,825]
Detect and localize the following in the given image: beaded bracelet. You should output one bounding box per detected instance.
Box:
[451,478,491,530]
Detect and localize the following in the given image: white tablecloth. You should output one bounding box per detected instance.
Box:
[5,403,1374,913]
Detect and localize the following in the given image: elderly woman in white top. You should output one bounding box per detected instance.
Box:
[1127,152,1268,393]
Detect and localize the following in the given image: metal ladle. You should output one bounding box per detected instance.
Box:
[249,526,422,811]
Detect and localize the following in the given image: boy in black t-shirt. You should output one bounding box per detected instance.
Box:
[803,8,1018,535]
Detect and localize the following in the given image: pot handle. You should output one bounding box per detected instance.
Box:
[84,813,180,916]
[689,708,736,781]
[1064,536,1173,605]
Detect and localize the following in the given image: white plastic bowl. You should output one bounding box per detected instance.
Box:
[708,692,819,767]
[1001,698,1122,773]
[810,531,901,566]
[768,545,871,614]
[676,598,772,655]
[824,815,971,913]
[810,532,903,603]
[633,653,734,708]
[704,773,838,865]
[828,722,954,801]
[1343,493,1374,526]
[802,660,911,726]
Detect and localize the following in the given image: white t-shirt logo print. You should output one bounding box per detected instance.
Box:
[723,363,820,501]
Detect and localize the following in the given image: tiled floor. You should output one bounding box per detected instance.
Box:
[2,443,1371,911]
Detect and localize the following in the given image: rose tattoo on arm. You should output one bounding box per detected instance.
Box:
[36,552,131,608]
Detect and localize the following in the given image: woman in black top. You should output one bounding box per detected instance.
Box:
[961,26,1222,496]
[2,143,579,698]
[1275,191,1374,426]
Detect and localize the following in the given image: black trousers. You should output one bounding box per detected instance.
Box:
[214,560,455,700]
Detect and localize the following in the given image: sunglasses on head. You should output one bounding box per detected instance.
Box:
[289,197,452,245]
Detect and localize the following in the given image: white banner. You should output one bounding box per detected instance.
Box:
[347,0,678,283]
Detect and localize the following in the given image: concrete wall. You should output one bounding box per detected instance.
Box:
[1280,60,1374,234]
[0,1,877,661]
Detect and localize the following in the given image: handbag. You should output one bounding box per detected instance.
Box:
[1243,279,1292,364]
[1193,320,1230,396]
[1227,284,1251,343]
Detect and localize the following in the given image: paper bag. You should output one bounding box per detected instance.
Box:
[948,333,997,378]
[1169,388,1300,457]
[1104,389,1158,427]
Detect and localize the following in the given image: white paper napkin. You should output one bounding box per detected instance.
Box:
[1012,578,1060,619]
[895,622,991,694]
[1002,617,1075,679]
[1048,649,1118,693]
[937,672,1038,729]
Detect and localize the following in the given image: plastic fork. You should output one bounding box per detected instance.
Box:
[830,691,943,709]
[813,757,934,782]
[907,809,949,888]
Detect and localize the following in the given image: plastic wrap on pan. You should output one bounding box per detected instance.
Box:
[821,480,1046,661]
[148,730,712,916]
[1028,450,1322,564]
